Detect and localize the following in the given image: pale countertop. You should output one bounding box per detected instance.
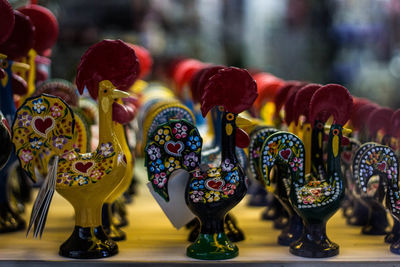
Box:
[0,158,399,266]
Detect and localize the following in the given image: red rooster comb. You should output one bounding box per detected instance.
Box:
[127,44,153,79]
[390,109,400,138]
[190,65,225,104]
[352,102,378,131]
[367,107,394,137]
[0,0,15,44]
[18,4,58,55]
[201,67,258,117]
[293,83,322,125]
[284,83,307,125]
[76,39,140,100]
[309,84,353,126]
[273,81,301,118]
[0,11,35,60]
[253,72,284,110]
[173,59,207,94]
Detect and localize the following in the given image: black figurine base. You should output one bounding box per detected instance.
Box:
[390,238,400,255]
[289,223,339,258]
[0,203,25,233]
[102,203,126,241]
[225,214,245,242]
[385,220,400,244]
[346,199,369,226]
[361,198,389,235]
[59,225,118,259]
[187,215,245,243]
[278,214,304,246]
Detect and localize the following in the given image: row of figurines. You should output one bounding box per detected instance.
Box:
[1,27,399,261]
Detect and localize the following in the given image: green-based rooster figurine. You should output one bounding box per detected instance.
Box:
[260,84,353,258]
[145,67,257,260]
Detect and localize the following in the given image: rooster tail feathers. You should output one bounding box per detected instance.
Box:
[11,94,76,182]
[356,144,400,220]
[145,119,202,201]
[260,131,306,187]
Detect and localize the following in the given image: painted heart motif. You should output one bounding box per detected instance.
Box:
[74,161,94,174]
[165,141,184,156]
[279,148,291,161]
[205,178,225,191]
[32,116,54,137]
[377,161,387,172]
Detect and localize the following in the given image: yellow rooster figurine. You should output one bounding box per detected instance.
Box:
[12,39,140,259]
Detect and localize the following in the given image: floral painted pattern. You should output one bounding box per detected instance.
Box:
[145,119,202,201]
[32,98,46,114]
[357,145,400,217]
[56,142,117,187]
[12,95,76,183]
[188,165,241,204]
[248,127,278,182]
[17,112,32,127]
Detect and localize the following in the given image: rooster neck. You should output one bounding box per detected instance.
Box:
[211,107,222,147]
[311,120,325,177]
[220,111,237,165]
[326,124,343,183]
[97,94,119,149]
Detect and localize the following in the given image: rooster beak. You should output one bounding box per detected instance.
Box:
[11,62,30,73]
[111,88,131,99]
[236,114,262,134]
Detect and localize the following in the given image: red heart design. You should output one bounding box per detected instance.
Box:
[165,141,184,156]
[279,148,291,160]
[377,162,387,172]
[206,179,224,191]
[74,161,94,174]
[33,117,54,137]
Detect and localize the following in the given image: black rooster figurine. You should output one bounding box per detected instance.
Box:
[145,67,257,260]
[260,84,353,258]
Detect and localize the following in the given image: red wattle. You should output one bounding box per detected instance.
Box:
[235,128,250,148]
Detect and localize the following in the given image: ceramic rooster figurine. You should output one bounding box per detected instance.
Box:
[12,39,139,259]
[260,84,353,258]
[355,109,400,254]
[145,67,257,260]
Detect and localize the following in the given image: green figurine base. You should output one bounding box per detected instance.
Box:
[59,225,118,259]
[186,233,238,260]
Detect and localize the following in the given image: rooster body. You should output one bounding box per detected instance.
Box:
[145,67,257,260]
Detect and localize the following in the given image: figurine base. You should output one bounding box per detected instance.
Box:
[346,200,369,226]
[225,214,245,242]
[278,214,304,246]
[186,233,238,260]
[390,239,400,254]
[106,224,126,242]
[187,215,245,243]
[59,225,118,259]
[289,223,339,258]
[385,220,400,244]
[0,203,25,233]
[273,212,289,230]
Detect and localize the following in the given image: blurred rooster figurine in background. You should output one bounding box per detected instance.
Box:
[260,84,353,258]
[145,67,257,260]
[12,39,139,259]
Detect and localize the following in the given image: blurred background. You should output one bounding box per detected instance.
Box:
[9,0,400,108]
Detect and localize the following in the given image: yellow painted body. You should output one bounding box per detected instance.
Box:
[260,102,275,125]
[57,80,128,227]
